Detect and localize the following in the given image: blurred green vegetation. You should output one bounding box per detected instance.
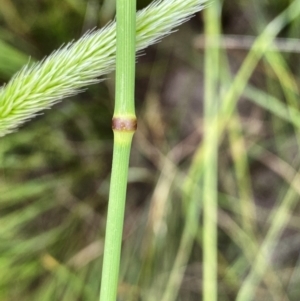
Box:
[1,0,300,300]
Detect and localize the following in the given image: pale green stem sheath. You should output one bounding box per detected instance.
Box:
[203,2,220,301]
[99,131,135,301]
[99,0,136,301]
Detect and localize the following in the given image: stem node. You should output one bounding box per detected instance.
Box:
[112,116,137,132]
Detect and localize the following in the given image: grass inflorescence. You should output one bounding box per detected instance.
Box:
[0,0,208,137]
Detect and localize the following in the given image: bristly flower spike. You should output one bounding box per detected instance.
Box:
[0,0,208,136]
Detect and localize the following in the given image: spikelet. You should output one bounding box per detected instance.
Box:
[0,0,208,136]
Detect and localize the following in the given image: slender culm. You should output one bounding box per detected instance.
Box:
[99,0,137,300]
[0,0,208,137]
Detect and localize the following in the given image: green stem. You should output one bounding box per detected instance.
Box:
[99,132,134,301]
[114,0,136,117]
[99,0,137,300]
[203,2,220,301]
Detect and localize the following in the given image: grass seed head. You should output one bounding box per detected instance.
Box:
[0,0,208,136]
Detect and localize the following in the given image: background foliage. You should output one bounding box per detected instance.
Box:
[1,0,300,300]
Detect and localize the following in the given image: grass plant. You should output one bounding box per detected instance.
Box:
[202,2,220,301]
[2,0,300,300]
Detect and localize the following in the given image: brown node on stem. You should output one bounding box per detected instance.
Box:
[112,116,137,132]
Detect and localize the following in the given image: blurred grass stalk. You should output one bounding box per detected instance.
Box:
[217,1,300,300]
[98,1,136,301]
[217,0,300,133]
[203,2,220,301]
[100,0,116,24]
[176,1,300,300]
[231,1,300,300]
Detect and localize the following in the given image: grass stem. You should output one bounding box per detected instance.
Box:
[99,1,137,301]
[203,2,220,301]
